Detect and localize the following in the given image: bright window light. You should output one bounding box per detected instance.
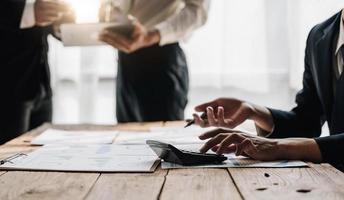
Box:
[64,0,101,23]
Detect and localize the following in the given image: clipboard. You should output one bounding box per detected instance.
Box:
[0,153,28,165]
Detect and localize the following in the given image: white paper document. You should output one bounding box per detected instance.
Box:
[115,126,255,145]
[61,22,133,46]
[114,126,215,145]
[161,144,308,169]
[31,129,118,145]
[0,144,159,172]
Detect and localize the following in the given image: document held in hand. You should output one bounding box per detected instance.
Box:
[61,22,134,46]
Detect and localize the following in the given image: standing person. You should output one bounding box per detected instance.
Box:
[192,10,344,167]
[99,0,210,122]
[0,0,72,144]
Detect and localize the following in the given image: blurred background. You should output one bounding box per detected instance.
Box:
[48,0,344,131]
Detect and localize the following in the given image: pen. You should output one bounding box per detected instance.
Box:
[184,112,207,128]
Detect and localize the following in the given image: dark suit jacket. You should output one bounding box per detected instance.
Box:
[0,0,52,104]
[268,11,344,165]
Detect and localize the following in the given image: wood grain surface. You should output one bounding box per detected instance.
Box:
[0,171,99,200]
[228,167,344,200]
[86,169,167,200]
[160,168,242,200]
[0,122,342,200]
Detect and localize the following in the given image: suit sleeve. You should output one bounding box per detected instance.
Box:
[267,26,324,139]
[315,133,344,164]
[0,0,26,30]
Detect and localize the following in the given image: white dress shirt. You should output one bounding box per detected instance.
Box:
[22,0,209,46]
[122,0,210,46]
[20,0,36,29]
[335,10,344,76]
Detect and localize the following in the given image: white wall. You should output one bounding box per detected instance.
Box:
[48,0,344,124]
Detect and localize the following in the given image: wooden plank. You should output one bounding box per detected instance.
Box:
[0,171,99,200]
[85,169,167,200]
[228,166,344,200]
[160,168,242,200]
[310,163,344,186]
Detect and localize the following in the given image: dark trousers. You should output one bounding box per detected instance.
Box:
[116,43,189,122]
[0,96,52,144]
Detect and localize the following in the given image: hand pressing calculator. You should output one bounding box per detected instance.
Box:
[146,140,227,166]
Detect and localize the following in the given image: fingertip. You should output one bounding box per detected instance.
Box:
[216,145,225,155]
[198,134,207,140]
[206,107,211,116]
[215,150,223,155]
[199,131,211,138]
[206,107,213,117]
[199,147,207,154]
[235,145,240,156]
[235,142,246,157]
[218,106,224,112]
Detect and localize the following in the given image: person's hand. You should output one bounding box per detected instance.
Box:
[193,98,254,128]
[199,128,322,162]
[192,98,274,134]
[34,0,71,27]
[56,7,75,24]
[52,7,75,37]
[199,128,280,160]
[99,21,161,53]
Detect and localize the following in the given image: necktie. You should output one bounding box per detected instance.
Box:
[339,46,344,75]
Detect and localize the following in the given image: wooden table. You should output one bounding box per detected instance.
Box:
[0,121,343,200]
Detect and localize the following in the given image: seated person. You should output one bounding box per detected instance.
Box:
[192,9,344,167]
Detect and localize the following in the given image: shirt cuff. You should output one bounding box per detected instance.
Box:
[154,22,178,46]
[20,0,36,29]
[314,134,344,164]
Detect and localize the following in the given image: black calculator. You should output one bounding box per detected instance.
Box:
[146,140,227,166]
